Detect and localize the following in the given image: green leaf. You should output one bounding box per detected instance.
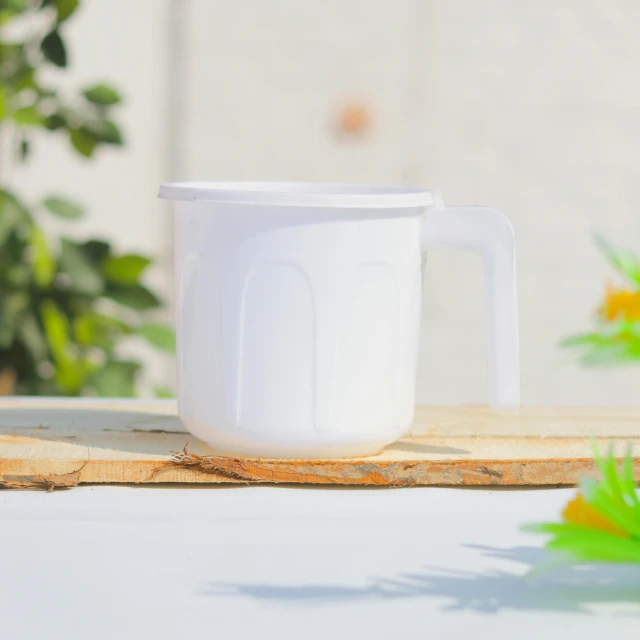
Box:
[18,311,48,362]
[0,292,28,348]
[4,263,30,287]
[0,87,4,120]
[103,254,151,284]
[527,521,640,563]
[595,233,640,289]
[74,314,97,347]
[596,444,626,505]
[52,358,85,394]
[154,386,175,399]
[621,446,640,509]
[2,0,28,10]
[81,239,111,264]
[0,42,25,76]
[28,226,55,287]
[565,322,640,367]
[90,360,140,397]
[74,313,130,349]
[69,127,98,157]
[35,86,56,99]
[11,66,35,91]
[40,298,86,393]
[0,188,30,247]
[39,299,68,361]
[82,83,121,106]
[41,30,67,67]
[618,320,640,339]
[0,3,26,24]
[586,447,640,534]
[42,195,84,220]
[547,532,640,563]
[560,333,608,348]
[63,295,93,319]
[139,323,175,352]
[580,343,636,367]
[85,119,123,145]
[12,105,43,126]
[44,112,66,131]
[527,447,640,566]
[579,476,640,539]
[54,0,78,21]
[106,284,161,311]
[59,237,104,295]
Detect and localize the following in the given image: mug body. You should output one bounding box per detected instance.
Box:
[166,183,433,457]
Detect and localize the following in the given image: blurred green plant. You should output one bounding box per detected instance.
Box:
[0,0,174,396]
[562,234,640,367]
[526,445,640,564]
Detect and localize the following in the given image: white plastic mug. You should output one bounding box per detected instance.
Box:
[159,182,519,458]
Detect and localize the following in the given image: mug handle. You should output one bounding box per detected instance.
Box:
[421,200,520,411]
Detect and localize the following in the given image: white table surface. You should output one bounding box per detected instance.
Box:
[1,485,639,639]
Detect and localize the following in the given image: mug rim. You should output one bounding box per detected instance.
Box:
[158,181,435,209]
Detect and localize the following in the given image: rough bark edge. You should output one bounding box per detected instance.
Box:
[160,446,640,487]
[2,449,639,488]
[0,461,87,491]
[161,445,260,483]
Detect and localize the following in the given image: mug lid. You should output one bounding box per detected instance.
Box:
[158,181,435,209]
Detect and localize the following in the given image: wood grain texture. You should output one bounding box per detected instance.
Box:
[0,399,639,487]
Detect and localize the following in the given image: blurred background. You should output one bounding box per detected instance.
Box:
[3,0,640,405]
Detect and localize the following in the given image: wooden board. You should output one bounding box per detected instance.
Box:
[0,399,639,488]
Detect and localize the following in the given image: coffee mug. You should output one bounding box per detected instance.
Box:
[159,182,519,458]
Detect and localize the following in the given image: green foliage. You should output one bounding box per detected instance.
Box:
[526,446,640,565]
[0,2,124,160]
[13,105,43,126]
[154,386,175,399]
[89,360,141,398]
[103,254,150,284]
[28,227,54,287]
[594,234,640,289]
[54,0,79,22]
[41,30,67,67]
[0,3,174,396]
[562,235,640,367]
[83,84,121,106]
[69,127,97,157]
[561,320,640,367]
[85,118,124,145]
[139,323,176,352]
[105,284,161,311]
[42,196,84,220]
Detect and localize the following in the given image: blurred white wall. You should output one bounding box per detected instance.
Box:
[415,1,640,405]
[12,0,640,404]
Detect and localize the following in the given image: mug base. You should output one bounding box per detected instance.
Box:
[180,416,406,459]
[198,441,387,460]
[183,428,389,459]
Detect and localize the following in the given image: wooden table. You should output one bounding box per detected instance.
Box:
[0,399,639,487]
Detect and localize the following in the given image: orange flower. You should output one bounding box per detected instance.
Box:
[599,282,640,321]
[562,495,629,537]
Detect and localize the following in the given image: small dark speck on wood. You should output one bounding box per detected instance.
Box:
[131,428,187,435]
[478,466,503,478]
